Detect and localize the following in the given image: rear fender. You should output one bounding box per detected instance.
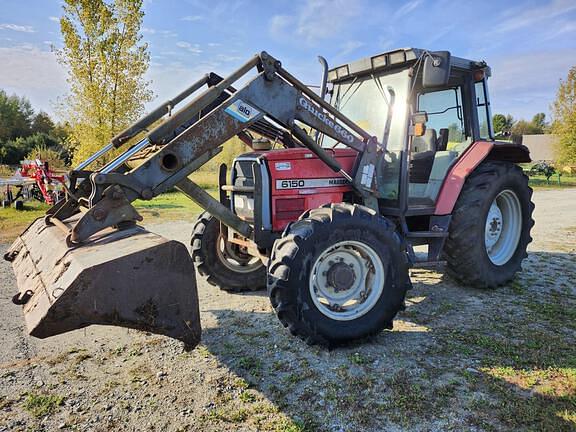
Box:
[434,141,531,215]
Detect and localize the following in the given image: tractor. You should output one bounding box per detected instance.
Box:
[5,48,534,348]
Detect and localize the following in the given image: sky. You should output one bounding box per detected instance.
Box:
[0,0,575,123]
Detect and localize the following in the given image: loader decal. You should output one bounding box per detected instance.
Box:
[298,97,355,144]
[225,99,261,123]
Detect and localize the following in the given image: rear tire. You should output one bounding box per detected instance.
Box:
[267,203,411,347]
[191,212,265,292]
[443,161,534,288]
[14,201,24,211]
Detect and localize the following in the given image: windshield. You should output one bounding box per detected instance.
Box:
[324,69,411,151]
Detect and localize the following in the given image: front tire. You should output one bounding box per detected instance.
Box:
[443,161,534,288]
[267,203,411,347]
[191,212,266,292]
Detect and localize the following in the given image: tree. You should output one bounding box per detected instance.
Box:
[531,113,548,133]
[551,66,576,165]
[510,119,543,143]
[0,90,34,143]
[31,111,55,135]
[492,114,514,138]
[56,0,153,166]
[0,89,69,166]
[0,133,63,165]
[447,122,463,143]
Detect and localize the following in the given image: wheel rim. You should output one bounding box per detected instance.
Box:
[216,235,263,273]
[484,189,522,266]
[309,240,385,321]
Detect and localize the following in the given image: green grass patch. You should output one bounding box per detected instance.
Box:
[528,174,576,189]
[477,367,576,431]
[22,392,64,418]
[0,200,48,243]
[523,295,576,330]
[133,189,217,223]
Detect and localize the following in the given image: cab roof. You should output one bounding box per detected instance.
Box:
[327,48,489,83]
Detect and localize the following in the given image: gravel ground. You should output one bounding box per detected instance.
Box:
[0,188,575,432]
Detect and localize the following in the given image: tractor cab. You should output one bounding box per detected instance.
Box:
[324,48,493,210]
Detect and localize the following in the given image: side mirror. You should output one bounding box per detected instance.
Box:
[423,51,451,88]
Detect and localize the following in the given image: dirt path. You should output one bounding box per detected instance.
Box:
[0,189,575,431]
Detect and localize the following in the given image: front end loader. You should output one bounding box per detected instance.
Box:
[5,49,534,348]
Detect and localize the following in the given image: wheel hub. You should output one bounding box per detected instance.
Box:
[485,202,503,249]
[309,241,385,321]
[326,261,356,292]
[484,189,522,266]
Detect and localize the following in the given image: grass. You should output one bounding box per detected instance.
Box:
[528,174,576,189]
[0,200,48,243]
[133,188,217,223]
[22,392,64,418]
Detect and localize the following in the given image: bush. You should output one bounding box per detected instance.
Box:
[25,144,66,169]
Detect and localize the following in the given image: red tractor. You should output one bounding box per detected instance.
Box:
[6,48,533,349]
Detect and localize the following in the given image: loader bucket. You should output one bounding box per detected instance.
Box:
[4,218,201,348]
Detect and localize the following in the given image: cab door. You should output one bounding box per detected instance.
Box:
[408,85,470,207]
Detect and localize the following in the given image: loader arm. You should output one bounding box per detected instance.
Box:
[3,51,385,348]
[49,52,383,245]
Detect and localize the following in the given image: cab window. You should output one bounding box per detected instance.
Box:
[475,81,492,140]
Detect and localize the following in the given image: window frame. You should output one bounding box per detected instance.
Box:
[416,86,467,144]
[474,78,494,140]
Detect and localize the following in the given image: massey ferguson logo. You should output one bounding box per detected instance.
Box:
[298,97,355,144]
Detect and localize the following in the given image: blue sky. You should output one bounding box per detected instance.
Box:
[0,0,575,122]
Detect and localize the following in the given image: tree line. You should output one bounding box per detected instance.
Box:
[492,112,549,142]
[0,90,70,168]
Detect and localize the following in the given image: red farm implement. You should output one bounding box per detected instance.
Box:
[1,160,66,209]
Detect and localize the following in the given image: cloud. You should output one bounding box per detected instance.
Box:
[269,15,293,39]
[0,44,68,116]
[336,40,364,59]
[145,59,237,108]
[393,0,423,19]
[48,16,59,23]
[215,54,242,62]
[489,50,576,119]
[159,29,178,38]
[176,41,202,54]
[496,0,576,33]
[181,15,204,22]
[269,0,363,44]
[0,23,35,33]
[544,21,576,40]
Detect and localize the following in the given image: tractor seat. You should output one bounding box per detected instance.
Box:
[410,128,437,184]
[412,128,437,153]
